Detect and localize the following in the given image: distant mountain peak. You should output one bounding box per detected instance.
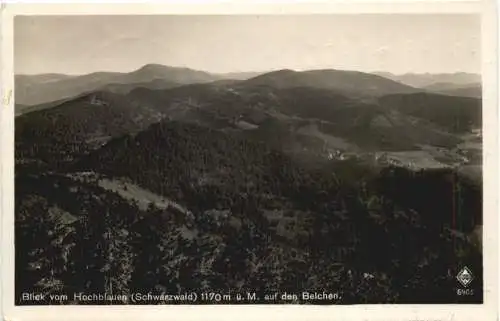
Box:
[139,63,165,69]
[133,64,198,74]
[16,64,224,106]
[133,64,173,74]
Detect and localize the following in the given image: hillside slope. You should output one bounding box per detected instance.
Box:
[15,91,163,170]
[378,92,481,133]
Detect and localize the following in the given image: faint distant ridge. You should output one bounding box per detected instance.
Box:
[374,71,481,88]
[15,73,75,83]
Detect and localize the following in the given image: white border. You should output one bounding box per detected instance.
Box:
[1,2,498,321]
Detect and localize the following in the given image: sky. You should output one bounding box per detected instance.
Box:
[14,14,481,75]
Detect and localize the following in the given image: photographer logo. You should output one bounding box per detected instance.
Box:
[456,266,474,287]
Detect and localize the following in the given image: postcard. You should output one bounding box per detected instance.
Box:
[1,2,498,321]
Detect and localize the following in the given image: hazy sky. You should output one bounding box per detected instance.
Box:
[15,14,480,75]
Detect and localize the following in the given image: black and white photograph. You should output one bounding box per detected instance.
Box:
[9,12,488,307]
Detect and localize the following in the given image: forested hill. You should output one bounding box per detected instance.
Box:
[241,69,419,97]
[78,120,482,232]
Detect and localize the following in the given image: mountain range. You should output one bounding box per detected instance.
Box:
[17,66,481,110]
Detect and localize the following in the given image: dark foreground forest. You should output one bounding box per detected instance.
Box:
[15,122,482,304]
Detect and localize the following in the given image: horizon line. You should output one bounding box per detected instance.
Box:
[14,63,482,78]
